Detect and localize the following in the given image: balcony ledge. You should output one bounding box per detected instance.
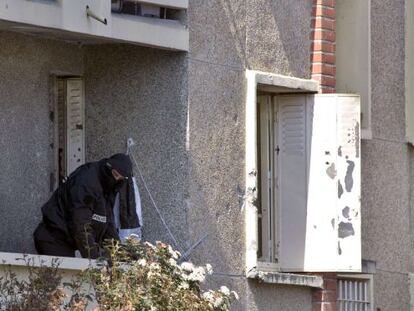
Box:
[0,0,188,51]
[0,252,95,271]
[247,269,324,288]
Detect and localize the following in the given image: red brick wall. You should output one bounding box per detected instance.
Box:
[311,0,337,310]
[311,0,336,93]
[312,273,337,311]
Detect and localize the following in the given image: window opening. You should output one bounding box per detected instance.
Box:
[55,77,85,187]
[337,276,373,311]
[257,95,279,265]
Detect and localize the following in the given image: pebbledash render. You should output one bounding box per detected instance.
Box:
[0,0,412,310]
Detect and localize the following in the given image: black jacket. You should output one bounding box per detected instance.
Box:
[41,160,120,258]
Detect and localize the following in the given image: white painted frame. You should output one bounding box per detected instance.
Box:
[245,70,318,277]
[50,75,85,190]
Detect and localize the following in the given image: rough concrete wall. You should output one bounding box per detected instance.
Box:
[246,0,312,78]
[0,32,83,253]
[84,45,189,249]
[362,0,411,309]
[187,0,313,309]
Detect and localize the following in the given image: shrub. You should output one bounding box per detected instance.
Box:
[0,239,238,311]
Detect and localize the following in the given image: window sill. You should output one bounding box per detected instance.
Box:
[247,269,324,288]
[0,252,95,271]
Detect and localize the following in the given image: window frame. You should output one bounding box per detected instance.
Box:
[245,70,319,276]
[50,75,86,192]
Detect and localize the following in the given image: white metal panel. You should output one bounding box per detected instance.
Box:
[303,94,338,271]
[279,94,361,272]
[66,78,85,176]
[336,95,361,271]
[278,95,307,270]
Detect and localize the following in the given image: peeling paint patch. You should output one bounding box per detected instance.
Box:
[338,241,342,255]
[355,122,360,158]
[345,160,355,192]
[338,222,355,238]
[331,218,335,229]
[338,180,344,199]
[342,206,350,219]
[338,146,342,157]
[326,163,337,179]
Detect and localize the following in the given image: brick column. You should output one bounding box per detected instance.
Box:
[312,273,337,311]
[311,0,336,93]
[311,1,337,310]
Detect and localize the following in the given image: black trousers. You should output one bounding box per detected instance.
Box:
[33,223,75,257]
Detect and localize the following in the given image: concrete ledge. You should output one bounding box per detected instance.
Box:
[248,270,324,288]
[253,70,319,94]
[0,252,95,271]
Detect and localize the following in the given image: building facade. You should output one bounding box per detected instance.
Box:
[0,0,411,310]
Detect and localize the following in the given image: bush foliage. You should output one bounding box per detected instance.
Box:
[0,239,238,311]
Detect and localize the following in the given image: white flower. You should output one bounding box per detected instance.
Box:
[179,281,190,290]
[168,258,177,267]
[184,266,207,283]
[137,259,147,267]
[220,286,230,296]
[231,290,239,300]
[202,291,214,303]
[180,262,195,272]
[205,264,213,275]
[213,296,224,307]
[145,241,156,249]
[168,245,179,259]
[149,262,160,270]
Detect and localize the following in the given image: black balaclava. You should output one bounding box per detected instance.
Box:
[100,153,133,193]
[107,153,133,178]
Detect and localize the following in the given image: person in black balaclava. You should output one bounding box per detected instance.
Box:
[33,154,133,259]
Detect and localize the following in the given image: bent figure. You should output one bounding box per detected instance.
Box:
[33,153,133,258]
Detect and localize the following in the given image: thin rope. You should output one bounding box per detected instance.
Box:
[128,147,183,252]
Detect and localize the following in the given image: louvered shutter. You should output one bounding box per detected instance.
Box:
[278,95,308,270]
[65,78,85,176]
[278,94,360,272]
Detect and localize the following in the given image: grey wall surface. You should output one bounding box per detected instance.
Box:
[0,31,83,253]
[0,34,190,254]
[361,0,411,310]
[187,0,313,310]
[2,0,411,310]
[84,45,190,249]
